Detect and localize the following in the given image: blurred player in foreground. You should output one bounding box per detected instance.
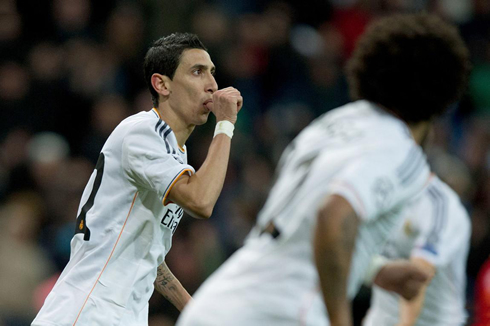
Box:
[177,14,470,326]
[32,33,242,326]
[363,175,471,326]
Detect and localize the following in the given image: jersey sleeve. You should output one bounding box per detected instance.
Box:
[121,121,195,203]
[326,145,430,222]
[410,179,471,267]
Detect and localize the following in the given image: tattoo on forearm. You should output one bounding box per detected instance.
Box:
[154,262,190,311]
[156,264,175,288]
[155,264,179,301]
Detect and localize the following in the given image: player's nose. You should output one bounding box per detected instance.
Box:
[206,74,218,94]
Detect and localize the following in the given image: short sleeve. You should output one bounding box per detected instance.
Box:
[326,145,430,221]
[410,179,470,267]
[122,122,195,202]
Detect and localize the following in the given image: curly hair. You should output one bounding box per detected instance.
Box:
[144,33,207,108]
[346,13,471,123]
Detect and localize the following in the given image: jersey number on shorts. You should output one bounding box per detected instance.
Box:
[75,153,105,241]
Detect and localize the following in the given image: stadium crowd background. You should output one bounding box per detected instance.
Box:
[0,0,489,325]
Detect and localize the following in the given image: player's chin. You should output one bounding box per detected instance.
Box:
[196,112,210,125]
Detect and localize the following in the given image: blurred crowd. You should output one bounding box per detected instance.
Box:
[0,0,489,325]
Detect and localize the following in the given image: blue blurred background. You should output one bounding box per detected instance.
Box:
[0,0,489,325]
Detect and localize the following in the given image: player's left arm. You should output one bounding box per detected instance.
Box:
[368,257,429,301]
[314,194,360,326]
[396,257,436,326]
[154,261,192,311]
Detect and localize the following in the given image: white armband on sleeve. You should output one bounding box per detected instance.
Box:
[363,254,389,285]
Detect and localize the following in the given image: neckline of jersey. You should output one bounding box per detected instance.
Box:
[152,108,186,153]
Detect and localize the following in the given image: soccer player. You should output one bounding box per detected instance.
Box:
[176,14,470,326]
[363,175,471,326]
[32,33,242,326]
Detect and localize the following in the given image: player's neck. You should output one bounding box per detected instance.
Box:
[408,120,432,146]
[156,106,195,148]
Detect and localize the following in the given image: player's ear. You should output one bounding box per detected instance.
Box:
[151,73,172,97]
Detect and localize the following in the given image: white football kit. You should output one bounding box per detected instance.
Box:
[32,109,194,326]
[363,176,470,326]
[177,100,431,326]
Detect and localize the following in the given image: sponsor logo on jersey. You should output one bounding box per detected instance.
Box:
[161,206,184,234]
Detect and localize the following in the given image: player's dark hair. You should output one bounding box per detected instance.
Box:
[346,13,471,124]
[144,33,207,107]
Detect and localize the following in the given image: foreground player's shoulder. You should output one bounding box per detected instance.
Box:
[381,142,431,219]
[359,135,430,203]
[325,144,429,222]
[428,176,461,204]
[409,176,470,242]
[426,177,470,230]
[295,100,380,152]
[394,141,430,185]
[310,100,376,131]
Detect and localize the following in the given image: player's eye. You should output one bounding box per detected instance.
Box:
[192,69,202,76]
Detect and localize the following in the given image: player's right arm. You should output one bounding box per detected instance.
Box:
[314,194,359,326]
[166,87,242,219]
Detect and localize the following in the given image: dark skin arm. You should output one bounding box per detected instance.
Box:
[314,194,360,326]
[373,258,430,301]
[397,257,435,326]
[154,261,192,311]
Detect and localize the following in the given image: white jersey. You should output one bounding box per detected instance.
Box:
[33,109,194,326]
[363,176,470,326]
[177,100,431,326]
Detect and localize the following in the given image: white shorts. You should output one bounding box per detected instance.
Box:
[176,248,330,326]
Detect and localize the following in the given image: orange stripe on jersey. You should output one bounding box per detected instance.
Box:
[162,169,193,205]
[152,108,162,119]
[73,192,139,325]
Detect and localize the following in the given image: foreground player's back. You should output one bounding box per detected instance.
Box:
[177,99,430,326]
[178,12,470,326]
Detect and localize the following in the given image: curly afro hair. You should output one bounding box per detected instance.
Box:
[346,13,471,124]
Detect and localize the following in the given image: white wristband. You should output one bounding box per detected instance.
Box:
[214,120,234,139]
[363,255,389,285]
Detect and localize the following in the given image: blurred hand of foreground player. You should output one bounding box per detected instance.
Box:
[210,87,242,124]
[373,260,430,300]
